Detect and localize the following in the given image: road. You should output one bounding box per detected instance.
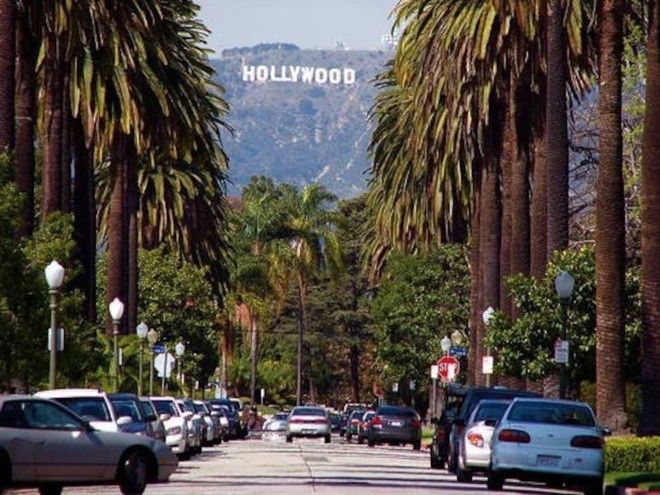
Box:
[10,435,583,495]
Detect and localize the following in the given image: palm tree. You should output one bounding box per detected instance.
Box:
[640,0,660,436]
[595,0,627,430]
[0,0,15,151]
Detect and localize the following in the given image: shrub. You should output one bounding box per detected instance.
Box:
[605,436,660,472]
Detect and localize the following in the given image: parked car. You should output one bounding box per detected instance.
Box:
[488,398,607,495]
[367,405,421,450]
[176,399,202,454]
[208,399,241,439]
[430,383,466,469]
[36,389,128,433]
[0,395,178,495]
[446,387,540,473]
[139,397,166,443]
[150,396,189,458]
[455,399,511,482]
[329,413,343,433]
[263,412,290,432]
[286,406,331,443]
[107,393,155,437]
[193,400,218,446]
[345,409,365,442]
[340,403,368,437]
[205,401,230,441]
[357,411,376,444]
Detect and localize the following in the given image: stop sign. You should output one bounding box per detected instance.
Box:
[437,356,460,382]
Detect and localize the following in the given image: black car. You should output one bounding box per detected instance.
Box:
[107,392,157,438]
[444,387,541,473]
[329,413,343,433]
[209,399,242,439]
[367,405,422,450]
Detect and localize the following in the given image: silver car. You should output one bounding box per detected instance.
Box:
[456,399,511,482]
[488,398,606,495]
[0,396,177,494]
[286,406,331,443]
[150,397,189,458]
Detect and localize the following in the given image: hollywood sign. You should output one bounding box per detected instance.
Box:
[242,65,356,85]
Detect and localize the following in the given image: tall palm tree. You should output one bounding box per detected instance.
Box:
[0,0,15,151]
[640,0,660,436]
[595,0,627,430]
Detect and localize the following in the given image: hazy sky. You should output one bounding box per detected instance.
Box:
[197,0,397,54]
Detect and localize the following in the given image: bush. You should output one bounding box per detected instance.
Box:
[605,437,660,472]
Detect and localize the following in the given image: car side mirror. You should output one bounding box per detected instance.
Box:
[83,421,95,433]
[159,413,171,422]
[601,427,612,437]
[182,411,193,420]
[453,418,465,427]
[117,416,133,427]
[484,419,498,427]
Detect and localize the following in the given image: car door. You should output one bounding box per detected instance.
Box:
[18,400,110,481]
[0,400,36,481]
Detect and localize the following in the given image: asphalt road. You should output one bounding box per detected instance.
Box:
[10,434,584,495]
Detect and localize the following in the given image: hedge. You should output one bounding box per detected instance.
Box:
[605,437,660,473]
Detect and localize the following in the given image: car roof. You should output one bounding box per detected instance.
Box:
[509,397,591,407]
[36,389,107,398]
[0,395,32,406]
[107,393,138,399]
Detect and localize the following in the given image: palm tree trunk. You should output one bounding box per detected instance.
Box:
[126,142,138,336]
[14,6,36,236]
[545,0,570,256]
[500,96,513,318]
[596,0,627,431]
[530,131,548,279]
[250,313,258,404]
[107,136,127,335]
[296,270,307,406]
[41,32,64,217]
[73,118,96,322]
[0,0,15,151]
[639,0,660,436]
[349,342,360,402]
[468,175,481,386]
[60,76,71,213]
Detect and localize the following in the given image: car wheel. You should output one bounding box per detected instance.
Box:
[486,472,504,491]
[286,435,293,443]
[118,450,149,495]
[38,486,62,495]
[339,430,345,437]
[346,433,352,443]
[583,478,603,495]
[412,440,421,451]
[456,466,473,483]
[430,448,443,469]
[357,435,364,445]
[325,435,331,444]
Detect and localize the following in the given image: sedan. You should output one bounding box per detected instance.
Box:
[345,409,365,442]
[357,411,376,445]
[286,406,331,443]
[150,397,189,458]
[367,405,421,450]
[488,398,607,495]
[0,396,177,495]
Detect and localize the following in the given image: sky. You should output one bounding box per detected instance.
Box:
[196,0,397,54]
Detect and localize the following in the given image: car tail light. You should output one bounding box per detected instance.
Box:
[372,416,382,426]
[467,432,484,448]
[411,419,421,429]
[498,429,531,443]
[289,417,303,424]
[571,436,603,449]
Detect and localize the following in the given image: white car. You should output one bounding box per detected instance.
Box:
[35,389,131,433]
[488,398,606,495]
[176,399,202,455]
[193,400,217,446]
[0,395,178,494]
[150,397,188,457]
[286,406,331,443]
[456,399,511,482]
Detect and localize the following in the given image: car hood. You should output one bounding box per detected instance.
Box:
[89,420,119,433]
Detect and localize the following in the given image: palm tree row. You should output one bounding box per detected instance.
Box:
[368,0,659,433]
[0,1,231,334]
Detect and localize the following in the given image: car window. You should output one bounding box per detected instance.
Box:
[20,401,84,431]
[472,403,509,423]
[274,413,289,420]
[364,412,375,421]
[152,400,178,417]
[110,398,143,421]
[0,401,26,428]
[292,408,326,417]
[56,397,111,422]
[378,406,417,417]
[140,401,156,418]
[507,402,595,427]
[193,403,205,413]
[349,410,365,419]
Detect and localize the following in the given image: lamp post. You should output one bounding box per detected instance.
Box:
[175,342,185,388]
[482,307,495,387]
[136,322,148,396]
[161,344,168,394]
[44,261,65,390]
[555,271,575,399]
[147,328,158,396]
[109,298,125,392]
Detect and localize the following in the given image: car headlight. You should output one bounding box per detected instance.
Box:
[167,426,182,436]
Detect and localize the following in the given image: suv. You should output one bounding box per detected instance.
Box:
[445,387,540,473]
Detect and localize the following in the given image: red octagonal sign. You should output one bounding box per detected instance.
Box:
[437,356,460,382]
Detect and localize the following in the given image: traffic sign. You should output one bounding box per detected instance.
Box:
[437,356,460,382]
[554,340,569,364]
[482,356,494,374]
[154,352,175,378]
[152,343,166,354]
[449,346,468,358]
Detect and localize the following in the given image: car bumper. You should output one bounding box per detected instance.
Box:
[462,444,492,470]
[492,444,603,480]
[371,427,419,443]
[165,434,187,454]
[288,424,330,437]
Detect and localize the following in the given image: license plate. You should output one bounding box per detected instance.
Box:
[537,455,560,467]
[390,421,402,427]
[302,429,315,435]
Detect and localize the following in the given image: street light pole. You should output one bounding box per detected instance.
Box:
[555,271,575,400]
[44,261,65,390]
[109,298,125,392]
[147,328,158,396]
[162,346,167,394]
[136,322,148,396]
[175,342,185,391]
[482,307,495,387]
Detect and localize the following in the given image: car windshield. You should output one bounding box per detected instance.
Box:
[55,397,111,422]
[193,403,205,413]
[507,402,595,427]
[349,410,365,419]
[139,401,156,417]
[473,403,509,422]
[152,400,178,417]
[274,413,289,420]
[292,408,325,417]
[230,400,241,411]
[378,406,417,417]
[364,412,375,421]
[110,398,143,421]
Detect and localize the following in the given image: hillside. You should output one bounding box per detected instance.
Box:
[211,44,390,197]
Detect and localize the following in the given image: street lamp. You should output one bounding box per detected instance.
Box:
[147,328,158,396]
[451,330,464,347]
[109,298,125,392]
[136,322,148,396]
[482,307,495,387]
[175,342,185,386]
[440,336,451,356]
[44,261,65,390]
[555,271,575,399]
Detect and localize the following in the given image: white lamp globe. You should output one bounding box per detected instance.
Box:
[451,330,464,346]
[175,342,185,357]
[44,261,65,289]
[147,328,158,345]
[482,306,495,325]
[440,336,451,353]
[109,298,125,321]
[136,322,149,339]
[555,271,575,300]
